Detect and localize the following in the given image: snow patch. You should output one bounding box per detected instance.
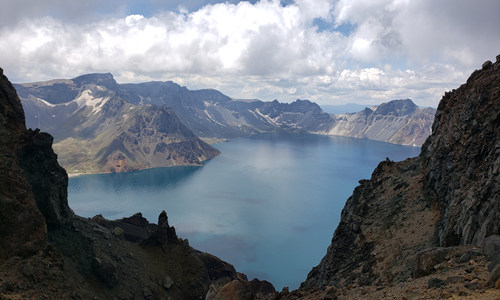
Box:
[35,97,56,107]
[203,100,214,107]
[254,109,279,125]
[203,109,225,127]
[73,90,110,115]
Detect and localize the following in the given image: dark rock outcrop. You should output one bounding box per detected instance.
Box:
[206,277,276,300]
[412,247,451,278]
[302,55,500,291]
[421,58,500,246]
[482,235,500,271]
[0,67,47,260]
[18,129,73,228]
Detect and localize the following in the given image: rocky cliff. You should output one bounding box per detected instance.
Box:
[0,67,47,260]
[328,99,435,146]
[297,56,500,298]
[421,60,500,246]
[0,69,275,299]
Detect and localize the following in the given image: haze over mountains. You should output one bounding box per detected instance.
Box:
[16,73,435,174]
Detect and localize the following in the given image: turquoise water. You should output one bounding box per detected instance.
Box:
[68,133,421,290]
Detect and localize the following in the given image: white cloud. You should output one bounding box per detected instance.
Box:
[0,0,499,107]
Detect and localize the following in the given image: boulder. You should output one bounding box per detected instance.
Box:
[482,235,500,271]
[428,278,444,288]
[412,247,451,278]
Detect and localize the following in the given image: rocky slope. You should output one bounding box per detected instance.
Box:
[0,68,276,299]
[18,75,435,150]
[328,99,435,146]
[16,74,220,175]
[295,56,500,298]
[120,82,334,139]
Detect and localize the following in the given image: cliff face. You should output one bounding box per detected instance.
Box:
[0,67,47,260]
[422,60,500,246]
[302,56,500,293]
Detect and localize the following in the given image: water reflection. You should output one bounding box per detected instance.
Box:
[70,165,202,192]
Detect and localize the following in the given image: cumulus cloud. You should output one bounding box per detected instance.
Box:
[0,0,499,106]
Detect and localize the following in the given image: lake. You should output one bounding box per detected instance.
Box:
[68,133,421,290]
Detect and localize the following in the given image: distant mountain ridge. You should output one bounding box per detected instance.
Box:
[119,80,334,138]
[17,73,435,146]
[118,79,435,145]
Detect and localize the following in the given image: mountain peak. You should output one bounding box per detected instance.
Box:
[374,99,417,116]
[72,73,118,90]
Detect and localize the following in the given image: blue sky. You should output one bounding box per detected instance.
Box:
[1,0,499,106]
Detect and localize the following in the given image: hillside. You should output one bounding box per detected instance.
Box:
[16,74,220,175]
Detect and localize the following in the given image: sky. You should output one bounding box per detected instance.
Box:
[0,0,499,107]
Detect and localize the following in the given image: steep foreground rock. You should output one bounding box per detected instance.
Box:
[0,67,47,261]
[0,69,275,299]
[294,56,500,298]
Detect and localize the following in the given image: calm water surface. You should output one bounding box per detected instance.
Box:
[68,133,420,290]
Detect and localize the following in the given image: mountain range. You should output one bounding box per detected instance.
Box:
[16,74,435,174]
